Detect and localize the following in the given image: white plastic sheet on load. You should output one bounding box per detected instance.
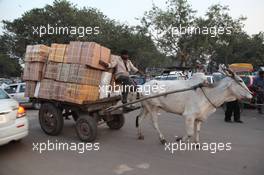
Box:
[99,72,112,99]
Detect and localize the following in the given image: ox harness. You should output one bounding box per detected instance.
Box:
[104,83,216,113]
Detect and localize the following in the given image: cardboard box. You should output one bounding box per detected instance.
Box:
[37,79,99,103]
[74,84,99,103]
[23,62,45,81]
[57,63,70,82]
[44,62,60,80]
[48,44,67,62]
[63,83,77,103]
[55,63,102,85]
[38,79,54,99]
[24,81,37,98]
[25,45,50,62]
[63,45,69,63]
[80,42,111,70]
[67,64,79,83]
[77,65,102,85]
[66,41,82,64]
[48,44,58,62]
[56,82,99,104]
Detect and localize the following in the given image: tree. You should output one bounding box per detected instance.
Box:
[141,0,196,66]
[1,0,168,69]
[0,54,22,77]
[141,1,264,68]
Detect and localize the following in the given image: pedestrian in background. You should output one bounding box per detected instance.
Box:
[225,100,243,123]
[253,70,264,114]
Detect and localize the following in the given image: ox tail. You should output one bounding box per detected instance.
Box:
[136,115,139,128]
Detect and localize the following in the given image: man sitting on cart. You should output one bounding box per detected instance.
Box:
[99,49,144,109]
[253,70,264,114]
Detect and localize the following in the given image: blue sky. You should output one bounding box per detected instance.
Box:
[0,0,263,35]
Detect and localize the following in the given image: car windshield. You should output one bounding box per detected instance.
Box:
[4,85,17,94]
[0,89,10,99]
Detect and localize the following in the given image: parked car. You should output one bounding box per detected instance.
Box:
[4,83,40,109]
[129,75,146,85]
[206,75,214,84]
[0,78,13,89]
[155,71,187,81]
[0,88,28,145]
[212,72,225,82]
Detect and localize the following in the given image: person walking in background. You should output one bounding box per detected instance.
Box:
[225,100,243,123]
[253,70,264,114]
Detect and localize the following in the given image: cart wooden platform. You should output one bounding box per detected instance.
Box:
[34,96,134,142]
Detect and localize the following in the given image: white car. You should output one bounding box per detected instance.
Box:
[4,83,28,103]
[4,83,40,109]
[0,88,28,145]
[206,75,214,84]
[155,71,187,80]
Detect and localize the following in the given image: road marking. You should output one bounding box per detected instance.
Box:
[114,164,133,174]
[136,163,150,169]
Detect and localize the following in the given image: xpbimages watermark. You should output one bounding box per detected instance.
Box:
[171,24,232,37]
[153,24,233,38]
[164,139,232,154]
[32,140,100,154]
[99,83,166,96]
[32,24,100,37]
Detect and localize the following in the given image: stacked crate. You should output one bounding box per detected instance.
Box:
[23,45,50,97]
[24,41,113,104]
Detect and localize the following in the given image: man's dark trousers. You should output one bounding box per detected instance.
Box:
[256,92,264,113]
[225,100,241,122]
[115,75,136,104]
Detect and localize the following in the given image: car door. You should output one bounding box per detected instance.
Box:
[16,84,29,104]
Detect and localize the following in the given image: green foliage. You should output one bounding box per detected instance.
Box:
[0,54,22,77]
[141,0,264,67]
[1,0,264,72]
[1,0,168,69]
[141,0,196,66]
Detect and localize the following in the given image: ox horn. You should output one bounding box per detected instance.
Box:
[226,68,235,77]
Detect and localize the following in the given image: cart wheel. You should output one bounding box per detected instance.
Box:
[107,114,125,130]
[75,116,97,142]
[39,103,64,136]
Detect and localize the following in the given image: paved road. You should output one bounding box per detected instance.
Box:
[0,108,264,175]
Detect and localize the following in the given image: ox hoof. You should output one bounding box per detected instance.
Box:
[138,135,144,140]
[176,137,183,142]
[160,139,167,145]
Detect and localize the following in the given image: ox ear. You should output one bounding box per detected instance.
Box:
[226,68,235,77]
[218,64,228,76]
[218,64,225,73]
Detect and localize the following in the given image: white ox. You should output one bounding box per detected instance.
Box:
[135,69,252,144]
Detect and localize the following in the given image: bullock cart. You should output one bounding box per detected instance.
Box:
[35,83,203,142]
